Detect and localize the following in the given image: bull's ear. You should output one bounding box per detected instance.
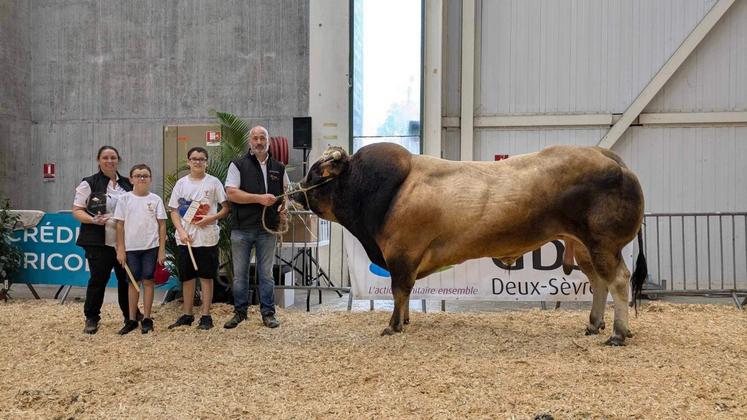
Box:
[319,146,349,177]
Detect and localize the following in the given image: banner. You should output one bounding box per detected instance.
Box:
[9,213,102,287]
[345,229,632,301]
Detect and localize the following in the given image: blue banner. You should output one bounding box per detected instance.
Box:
[9,212,176,289]
[9,213,100,287]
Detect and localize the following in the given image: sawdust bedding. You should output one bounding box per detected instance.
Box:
[0,300,745,419]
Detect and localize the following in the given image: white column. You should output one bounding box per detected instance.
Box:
[460,0,475,161]
[309,0,350,157]
[423,0,443,158]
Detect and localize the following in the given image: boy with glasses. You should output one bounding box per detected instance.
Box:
[167,147,229,330]
[114,164,167,334]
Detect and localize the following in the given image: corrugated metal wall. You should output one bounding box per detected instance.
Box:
[477,0,713,114]
[0,0,309,212]
[443,0,747,213]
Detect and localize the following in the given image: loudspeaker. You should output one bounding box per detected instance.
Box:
[293,116,312,149]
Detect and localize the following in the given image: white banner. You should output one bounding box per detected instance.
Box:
[345,230,633,301]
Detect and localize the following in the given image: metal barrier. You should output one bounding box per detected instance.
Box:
[641,212,747,308]
[272,210,349,310]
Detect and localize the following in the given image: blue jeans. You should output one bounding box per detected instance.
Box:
[126,247,158,281]
[231,229,276,316]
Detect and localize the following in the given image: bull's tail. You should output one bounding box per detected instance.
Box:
[630,228,648,314]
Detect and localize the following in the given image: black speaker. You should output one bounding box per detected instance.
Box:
[293,116,312,149]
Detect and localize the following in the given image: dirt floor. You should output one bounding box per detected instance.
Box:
[0,299,745,419]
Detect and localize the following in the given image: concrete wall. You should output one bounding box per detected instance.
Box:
[0,0,32,208]
[0,0,309,211]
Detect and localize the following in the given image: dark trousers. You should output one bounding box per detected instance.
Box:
[82,246,130,322]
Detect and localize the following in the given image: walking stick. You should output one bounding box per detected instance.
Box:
[123,262,141,293]
[182,202,200,271]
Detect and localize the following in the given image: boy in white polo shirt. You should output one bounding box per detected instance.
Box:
[167,147,229,330]
[114,164,167,335]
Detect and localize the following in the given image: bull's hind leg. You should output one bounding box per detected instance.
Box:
[607,259,633,346]
[590,250,632,346]
[574,243,606,335]
[382,272,416,336]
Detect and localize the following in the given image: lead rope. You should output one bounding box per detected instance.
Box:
[260,177,335,238]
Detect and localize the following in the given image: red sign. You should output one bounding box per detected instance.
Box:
[205,130,221,146]
[494,154,509,161]
[43,163,55,179]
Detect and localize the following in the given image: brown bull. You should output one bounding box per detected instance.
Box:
[291,142,647,346]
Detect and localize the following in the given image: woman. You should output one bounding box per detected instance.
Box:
[72,145,140,334]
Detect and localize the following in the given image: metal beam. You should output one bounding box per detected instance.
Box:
[460,0,475,161]
[442,117,460,128]
[423,0,443,158]
[444,111,747,129]
[598,0,736,149]
[639,111,747,126]
[475,114,612,128]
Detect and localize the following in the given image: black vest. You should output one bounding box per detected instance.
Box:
[230,153,285,231]
[76,171,133,247]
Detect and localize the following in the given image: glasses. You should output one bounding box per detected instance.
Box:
[133,175,151,180]
[189,158,208,163]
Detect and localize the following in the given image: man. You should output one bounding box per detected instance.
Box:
[224,125,288,329]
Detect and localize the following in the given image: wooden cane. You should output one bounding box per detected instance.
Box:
[123,262,141,293]
[186,241,198,271]
[182,201,201,271]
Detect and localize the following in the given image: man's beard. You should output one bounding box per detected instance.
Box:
[250,146,268,155]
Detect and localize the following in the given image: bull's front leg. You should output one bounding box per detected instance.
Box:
[381,274,415,336]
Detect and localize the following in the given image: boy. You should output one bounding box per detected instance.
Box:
[114,164,167,334]
[167,147,229,330]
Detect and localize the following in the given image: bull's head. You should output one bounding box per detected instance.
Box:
[289,146,349,221]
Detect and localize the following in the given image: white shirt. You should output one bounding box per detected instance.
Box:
[168,174,227,247]
[73,177,127,247]
[112,192,167,251]
[225,159,290,191]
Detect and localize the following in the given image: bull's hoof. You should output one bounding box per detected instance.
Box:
[381,326,396,336]
[404,318,410,325]
[585,322,604,335]
[604,336,626,346]
[562,265,572,275]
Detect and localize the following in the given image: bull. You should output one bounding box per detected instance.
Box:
[291,142,647,346]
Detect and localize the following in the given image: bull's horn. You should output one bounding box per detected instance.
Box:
[331,150,342,160]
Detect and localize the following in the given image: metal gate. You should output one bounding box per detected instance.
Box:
[641,212,747,308]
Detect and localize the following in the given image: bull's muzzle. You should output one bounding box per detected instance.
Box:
[288,190,308,210]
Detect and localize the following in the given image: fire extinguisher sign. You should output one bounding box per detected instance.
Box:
[43,163,56,181]
[205,130,221,146]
